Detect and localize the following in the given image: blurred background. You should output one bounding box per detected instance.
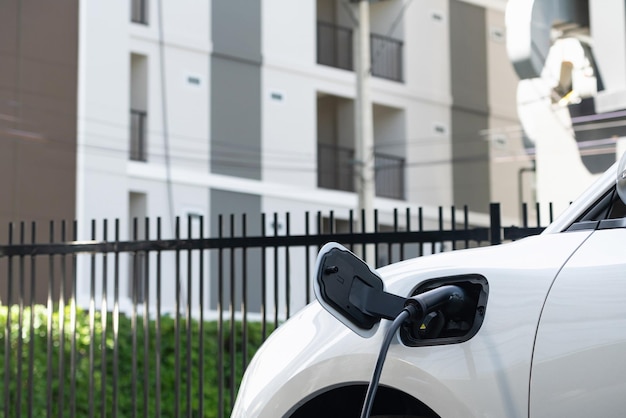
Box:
[3,0,622,238]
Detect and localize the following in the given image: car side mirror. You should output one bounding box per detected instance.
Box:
[617,151,626,204]
[313,242,405,338]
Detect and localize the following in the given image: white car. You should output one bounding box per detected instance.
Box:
[232,154,626,418]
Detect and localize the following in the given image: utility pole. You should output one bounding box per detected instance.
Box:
[354,0,376,263]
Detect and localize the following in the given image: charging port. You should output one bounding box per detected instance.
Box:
[400,275,488,347]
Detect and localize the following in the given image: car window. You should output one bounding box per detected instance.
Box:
[568,187,626,231]
[607,192,626,219]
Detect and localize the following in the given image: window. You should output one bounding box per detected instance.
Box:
[130,53,148,161]
[568,187,626,231]
[131,0,148,25]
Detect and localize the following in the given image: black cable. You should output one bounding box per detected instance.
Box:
[359,305,419,418]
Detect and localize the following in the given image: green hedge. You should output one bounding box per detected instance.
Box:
[0,305,274,417]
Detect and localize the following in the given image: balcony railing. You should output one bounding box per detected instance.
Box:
[370,33,403,83]
[317,21,354,71]
[318,143,355,193]
[131,0,148,24]
[374,151,405,199]
[316,21,404,82]
[317,143,405,199]
[130,109,147,162]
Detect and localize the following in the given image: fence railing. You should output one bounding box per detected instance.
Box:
[316,21,404,82]
[0,203,549,417]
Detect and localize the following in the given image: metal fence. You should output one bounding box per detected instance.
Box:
[0,203,549,418]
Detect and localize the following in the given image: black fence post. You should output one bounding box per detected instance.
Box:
[490,203,502,246]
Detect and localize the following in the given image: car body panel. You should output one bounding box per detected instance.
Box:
[232,230,595,417]
[530,228,626,417]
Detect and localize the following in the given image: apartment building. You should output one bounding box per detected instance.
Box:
[1,0,525,310]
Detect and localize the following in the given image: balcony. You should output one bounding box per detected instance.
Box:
[316,21,404,82]
[130,109,147,162]
[317,143,405,199]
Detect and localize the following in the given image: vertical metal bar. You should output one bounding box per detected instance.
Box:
[185,215,193,417]
[522,202,529,227]
[390,209,397,264]
[273,213,279,328]
[60,221,69,418]
[174,217,181,418]
[464,206,469,249]
[217,215,224,418]
[261,214,267,341]
[143,218,150,418]
[113,219,120,418]
[46,222,54,418]
[418,207,423,257]
[187,216,193,417]
[229,214,236,410]
[198,216,204,416]
[17,222,24,418]
[155,218,162,418]
[451,206,457,251]
[27,222,35,418]
[348,210,354,252]
[89,220,96,418]
[131,218,138,418]
[71,221,78,418]
[101,220,108,418]
[4,224,13,418]
[304,212,311,304]
[437,207,443,253]
[241,214,248,371]
[360,209,366,261]
[285,213,291,319]
[490,203,502,246]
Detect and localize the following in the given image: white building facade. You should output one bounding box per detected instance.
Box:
[76,0,522,233]
[71,0,523,312]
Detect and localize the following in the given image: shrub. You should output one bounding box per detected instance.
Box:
[0,305,274,417]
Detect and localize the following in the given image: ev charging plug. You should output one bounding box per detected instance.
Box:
[359,285,467,418]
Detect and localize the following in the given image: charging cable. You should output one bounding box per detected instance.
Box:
[359,285,465,418]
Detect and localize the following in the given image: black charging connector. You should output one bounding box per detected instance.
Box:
[359,285,466,418]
